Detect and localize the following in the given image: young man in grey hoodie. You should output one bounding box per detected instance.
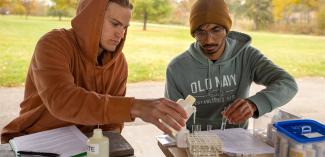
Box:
[165,0,298,130]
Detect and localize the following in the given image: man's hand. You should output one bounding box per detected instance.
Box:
[223,98,257,124]
[131,98,188,135]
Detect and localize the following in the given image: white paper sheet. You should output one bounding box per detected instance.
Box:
[10,125,88,157]
[212,128,274,155]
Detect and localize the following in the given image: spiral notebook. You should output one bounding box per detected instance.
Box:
[9,126,87,157]
[9,125,134,157]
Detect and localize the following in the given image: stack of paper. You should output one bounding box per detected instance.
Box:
[9,126,87,157]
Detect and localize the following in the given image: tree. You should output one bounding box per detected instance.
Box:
[169,0,195,25]
[272,0,299,22]
[272,0,320,26]
[6,0,49,16]
[0,0,10,7]
[132,0,172,30]
[173,0,195,25]
[241,0,273,30]
[49,0,78,21]
[30,0,50,16]
[226,0,245,26]
[317,2,325,31]
[21,0,37,19]
[176,0,195,13]
[8,0,25,15]
[271,0,323,34]
[300,0,320,23]
[0,0,10,15]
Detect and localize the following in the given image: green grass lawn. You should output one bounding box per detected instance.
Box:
[0,15,325,87]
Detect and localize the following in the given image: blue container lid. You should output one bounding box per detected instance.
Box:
[273,119,325,143]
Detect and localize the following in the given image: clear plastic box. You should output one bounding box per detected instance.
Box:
[273,119,325,157]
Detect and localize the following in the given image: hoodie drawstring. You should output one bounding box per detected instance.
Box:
[207,58,211,96]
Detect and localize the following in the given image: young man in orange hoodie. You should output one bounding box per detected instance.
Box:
[1,0,187,143]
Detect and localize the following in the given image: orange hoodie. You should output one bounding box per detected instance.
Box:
[1,0,135,143]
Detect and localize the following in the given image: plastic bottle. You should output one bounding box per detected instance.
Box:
[174,95,196,147]
[304,144,316,157]
[176,127,190,148]
[290,144,306,157]
[170,95,196,136]
[87,128,109,157]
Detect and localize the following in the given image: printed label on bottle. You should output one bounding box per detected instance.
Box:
[87,144,99,154]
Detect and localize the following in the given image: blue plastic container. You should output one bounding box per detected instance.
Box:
[273,119,325,144]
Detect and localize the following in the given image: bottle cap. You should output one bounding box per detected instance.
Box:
[185,95,196,106]
[93,128,103,138]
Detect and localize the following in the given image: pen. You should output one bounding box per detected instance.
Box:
[18,151,60,157]
[72,152,87,157]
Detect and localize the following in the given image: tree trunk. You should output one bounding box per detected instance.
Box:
[25,13,28,20]
[143,9,147,31]
[59,15,62,21]
[253,15,259,30]
[306,10,310,24]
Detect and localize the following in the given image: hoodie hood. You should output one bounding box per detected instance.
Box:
[71,0,127,65]
[189,31,252,66]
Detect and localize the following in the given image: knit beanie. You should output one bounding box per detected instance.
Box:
[189,0,232,37]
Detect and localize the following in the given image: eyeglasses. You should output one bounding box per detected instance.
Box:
[194,27,225,40]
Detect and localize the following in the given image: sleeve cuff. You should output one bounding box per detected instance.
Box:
[105,96,135,123]
[247,93,272,118]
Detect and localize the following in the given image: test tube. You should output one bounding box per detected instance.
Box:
[207,124,212,132]
[221,107,227,130]
[193,107,197,125]
[206,124,213,155]
[221,117,227,130]
[192,124,201,134]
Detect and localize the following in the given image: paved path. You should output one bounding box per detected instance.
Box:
[0,77,325,157]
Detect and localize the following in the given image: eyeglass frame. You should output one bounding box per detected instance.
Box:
[194,25,226,40]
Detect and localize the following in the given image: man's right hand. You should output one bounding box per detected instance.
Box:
[131,98,188,135]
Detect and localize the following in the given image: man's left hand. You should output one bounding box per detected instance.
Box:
[222,98,257,124]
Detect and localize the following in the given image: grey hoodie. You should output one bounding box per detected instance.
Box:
[165,31,298,130]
